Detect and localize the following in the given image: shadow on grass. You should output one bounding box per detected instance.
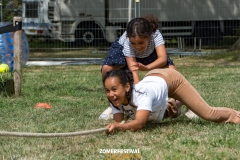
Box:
[142,117,217,131]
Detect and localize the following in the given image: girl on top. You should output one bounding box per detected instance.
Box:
[101,14,175,83]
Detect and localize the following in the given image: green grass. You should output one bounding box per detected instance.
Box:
[0,51,240,159]
[29,49,108,59]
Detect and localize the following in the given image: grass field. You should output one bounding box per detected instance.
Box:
[0,51,240,159]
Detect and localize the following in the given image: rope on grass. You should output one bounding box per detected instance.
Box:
[0,114,129,138]
[0,128,109,138]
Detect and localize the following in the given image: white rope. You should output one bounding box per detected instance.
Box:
[0,115,129,138]
[0,128,108,138]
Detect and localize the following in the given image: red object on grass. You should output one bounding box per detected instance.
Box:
[34,103,51,109]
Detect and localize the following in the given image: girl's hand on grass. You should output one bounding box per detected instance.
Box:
[106,123,116,134]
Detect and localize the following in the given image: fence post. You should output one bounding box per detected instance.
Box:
[13,17,22,96]
[135,0,140,18]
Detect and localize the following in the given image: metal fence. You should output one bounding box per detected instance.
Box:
[3,0,240,58]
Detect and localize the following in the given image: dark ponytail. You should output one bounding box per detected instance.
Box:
[142,14,159,32]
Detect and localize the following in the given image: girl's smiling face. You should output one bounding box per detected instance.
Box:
[104,77,130,107]
[129,36,149,53]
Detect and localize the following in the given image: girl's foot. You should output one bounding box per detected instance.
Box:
[99,107,113,120]
[183,109,199,119]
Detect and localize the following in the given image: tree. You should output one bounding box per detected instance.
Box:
[2,0,22,22]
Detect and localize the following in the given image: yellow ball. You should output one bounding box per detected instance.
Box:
[0,64,10,73]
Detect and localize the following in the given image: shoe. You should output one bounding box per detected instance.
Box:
[99,107,113,120]
[183,109,199,119]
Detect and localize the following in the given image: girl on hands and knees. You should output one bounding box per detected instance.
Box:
[103,69,240,133]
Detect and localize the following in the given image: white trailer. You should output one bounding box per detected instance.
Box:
[48,0,240,45]
[22,0,50,38]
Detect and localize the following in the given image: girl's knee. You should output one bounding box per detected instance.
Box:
[102,65,124,77]
[102,65,113,77]
[102,65,111,72]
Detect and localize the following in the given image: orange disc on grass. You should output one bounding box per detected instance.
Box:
[34,103,51,109]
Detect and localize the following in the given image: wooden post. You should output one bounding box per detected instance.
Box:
[182,38,185,51]
[13,17,22,96]
[193,37,196,51]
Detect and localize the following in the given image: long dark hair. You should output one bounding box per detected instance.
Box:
[103,69,137,108]
[126,14,159,39]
